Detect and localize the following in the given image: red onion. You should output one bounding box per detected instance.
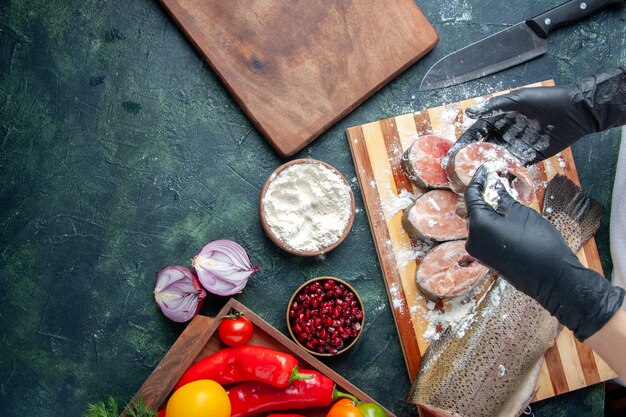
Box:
[154,265,206,323]
[192,239,259,296]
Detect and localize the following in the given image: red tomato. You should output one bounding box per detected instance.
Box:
[218,314,253,346]
[326,399,364,417]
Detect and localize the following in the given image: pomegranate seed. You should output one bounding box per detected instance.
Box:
[332,337,344,348]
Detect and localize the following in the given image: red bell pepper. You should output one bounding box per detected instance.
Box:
[267,415,308,417]
[228,369,357,417]
[174,345,312,390]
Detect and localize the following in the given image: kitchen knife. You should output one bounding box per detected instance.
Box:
[419,0,624,91]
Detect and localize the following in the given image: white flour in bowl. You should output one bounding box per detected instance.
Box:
[262,162,352,253]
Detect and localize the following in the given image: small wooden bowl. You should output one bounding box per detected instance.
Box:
[259,158,355,256]
[286,276,365,357]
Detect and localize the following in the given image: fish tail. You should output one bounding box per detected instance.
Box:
[542,174,604,249]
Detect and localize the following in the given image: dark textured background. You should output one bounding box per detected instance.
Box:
[0,1,624,416]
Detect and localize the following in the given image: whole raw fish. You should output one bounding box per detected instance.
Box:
[407,174,604,417]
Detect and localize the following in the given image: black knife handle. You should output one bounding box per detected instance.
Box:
[526,0,624,38]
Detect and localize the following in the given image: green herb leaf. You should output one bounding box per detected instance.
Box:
[84,396,157,417]
[84,396,118,417]
[124,396,157,417]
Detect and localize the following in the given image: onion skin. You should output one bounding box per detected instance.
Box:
[154,265,206,323]
[193,239,259,296]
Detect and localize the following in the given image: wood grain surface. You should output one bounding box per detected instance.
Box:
[159,0,438,157]
[122,298,395,417]
[345,81,616,404]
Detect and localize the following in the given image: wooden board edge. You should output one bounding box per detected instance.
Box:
[346,125,422,379]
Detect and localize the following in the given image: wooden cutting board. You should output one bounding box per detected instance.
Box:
[160,0,438,157]
[345,81,616,403]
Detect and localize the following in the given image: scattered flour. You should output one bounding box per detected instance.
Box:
[389,282,405,313]
[428,197,441,211]
[422,297,478,342]
[482,166,520,210]
[381,189,415,219]
[395,240,435,267]
[418,275,496,342]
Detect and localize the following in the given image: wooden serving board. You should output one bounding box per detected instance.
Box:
[122,298,395,417]
[345,81,616,403]
[159,0,438,157]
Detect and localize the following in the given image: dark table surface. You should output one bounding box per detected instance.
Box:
[1,1,624,416]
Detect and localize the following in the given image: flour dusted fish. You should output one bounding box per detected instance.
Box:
[407,175,604,417]
[446,142,536,205]
[416,240,490,301]
[402,190,467,242]
[401,135,454,189]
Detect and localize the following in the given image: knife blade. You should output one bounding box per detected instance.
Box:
[419,0,624,91]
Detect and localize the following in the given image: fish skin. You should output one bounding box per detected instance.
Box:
[407,174,604,417]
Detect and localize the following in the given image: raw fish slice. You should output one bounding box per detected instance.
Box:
[401,135,453,189]
[402,190,467,242]
[416,240,489,300]
[446,142,535,205]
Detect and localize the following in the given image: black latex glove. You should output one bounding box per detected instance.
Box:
[446,66,626,166]
[464,165,625,340]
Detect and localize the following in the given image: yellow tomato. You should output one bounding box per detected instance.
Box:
[165,379,230,417]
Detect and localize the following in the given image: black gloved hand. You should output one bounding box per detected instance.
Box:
[464,165,625,340]
[446,66,626,166]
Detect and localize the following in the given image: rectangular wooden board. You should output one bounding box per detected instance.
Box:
[345,81,616,403]
[159,0,438,157]
[122,298,395,417]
